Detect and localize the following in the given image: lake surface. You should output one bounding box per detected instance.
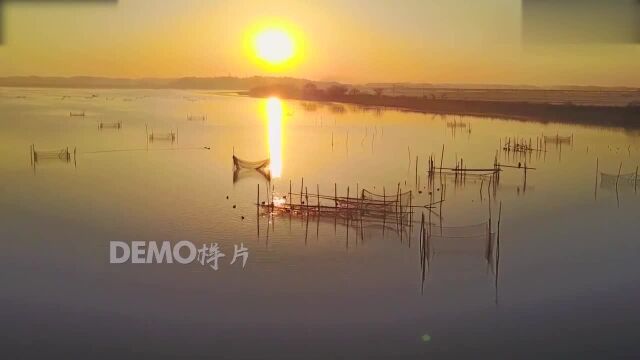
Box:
[1,87,639,359]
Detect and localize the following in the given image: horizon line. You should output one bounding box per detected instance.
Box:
[1,74,639,90]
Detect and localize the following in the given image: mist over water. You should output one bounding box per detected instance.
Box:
[1,88,639,359]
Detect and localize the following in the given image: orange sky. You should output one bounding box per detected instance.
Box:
[1,0,639,86]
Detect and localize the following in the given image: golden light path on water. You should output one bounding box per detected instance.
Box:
[265,97,283,178]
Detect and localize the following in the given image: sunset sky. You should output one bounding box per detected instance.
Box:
[1,0,639,86]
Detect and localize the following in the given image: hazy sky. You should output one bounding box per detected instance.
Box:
[1,0,639,86]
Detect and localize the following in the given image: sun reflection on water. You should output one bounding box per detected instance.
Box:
[265,97,283,178]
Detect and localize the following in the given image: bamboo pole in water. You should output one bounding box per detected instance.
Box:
[347,186,350,209]
[488,179,492,238]
[301,177,304,204]
[334,183,337,208]
[396,183,400,214]
[415,156,418,187]
[383,187,386,219]
[317,184,320,212]
[497,201,502,246]
[409,190,413,223]
[635,166,639,193]
[616,162,623,189]
[595,158,599,199]
[495,201,502,305]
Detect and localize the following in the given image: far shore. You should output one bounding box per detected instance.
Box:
[244,85,640,129]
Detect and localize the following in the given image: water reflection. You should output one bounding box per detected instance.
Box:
[265,97,283,178]
[3,89,640,358]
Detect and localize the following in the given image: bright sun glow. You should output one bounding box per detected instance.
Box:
[254,29,295,64]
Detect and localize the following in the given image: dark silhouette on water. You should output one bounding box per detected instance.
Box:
[248,84,640,129]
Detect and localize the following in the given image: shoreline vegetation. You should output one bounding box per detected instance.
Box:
[246,83,640,129]
[2,76,639,128]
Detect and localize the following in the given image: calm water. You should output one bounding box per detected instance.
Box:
[1,87,640,359]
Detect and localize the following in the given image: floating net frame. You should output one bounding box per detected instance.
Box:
[543,134,573,145]
[69,111,85,117]
[98,121,122,130]
[30,144,77,172]
[30,145,75,162]
[148,130,177,143]
[256,182,441,234]
[187,114,207,121]
[446,121,469,129]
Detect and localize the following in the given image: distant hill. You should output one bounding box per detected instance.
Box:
[0,76,341,90]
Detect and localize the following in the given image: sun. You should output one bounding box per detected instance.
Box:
[254,29,295,65]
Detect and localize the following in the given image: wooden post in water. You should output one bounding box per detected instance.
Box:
[257,183,260,206]
[301,177,304,204]
[289,180,292,207]
[317,184,320,213]
[616,162,623,189]
[334,183,337,209]
[635,166,638,193]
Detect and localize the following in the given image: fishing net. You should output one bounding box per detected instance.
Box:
[429,221,490,239]
[600,172,637,185]
[149,132,176,141]
[233,155,270,170]
[427,223,494,261]
[99,122,122,129]
[544,135,571,143]
[361,189,412,207]
[33,148,71,161]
